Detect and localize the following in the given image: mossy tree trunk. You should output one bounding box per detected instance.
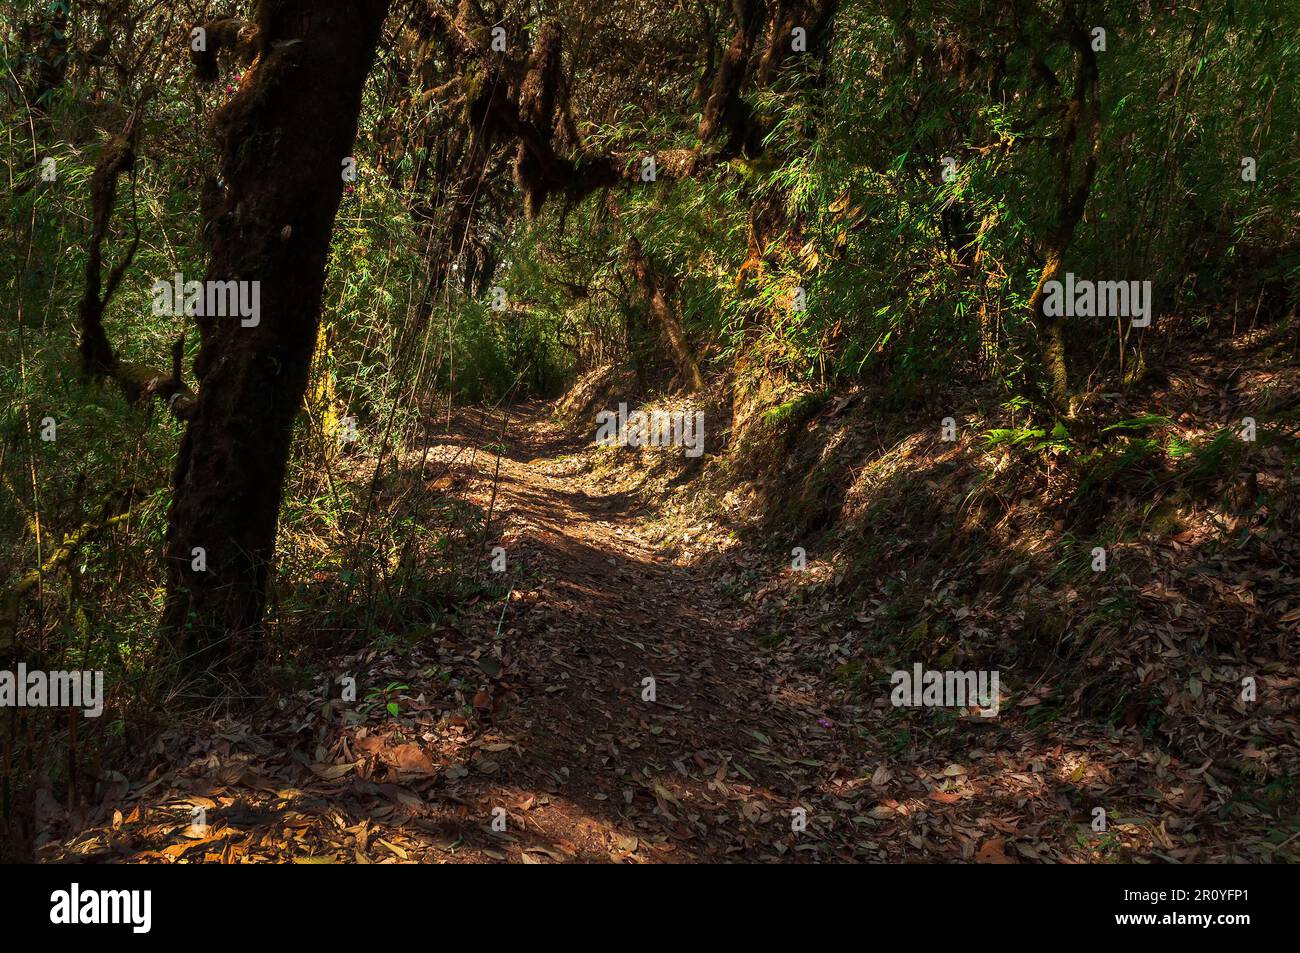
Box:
[162,0,391,669]
[697,0,765,156]
[625,235,706,392]
[1026,10,1101,415]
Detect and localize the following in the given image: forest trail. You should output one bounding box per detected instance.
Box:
[391,402,887,862]
[14,0,1297,872]
[41,403,1257,864]
[43,404,886,863]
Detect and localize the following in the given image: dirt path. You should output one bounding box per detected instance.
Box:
[412,403,882,861]
[43,404,877,863]
[43,402,1257,863]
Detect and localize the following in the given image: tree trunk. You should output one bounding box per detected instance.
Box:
[162,1,391,668]
[77,131,137,378]
[697,0,765,155]
[625,235,706,392]
[1027,15,1101,414]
